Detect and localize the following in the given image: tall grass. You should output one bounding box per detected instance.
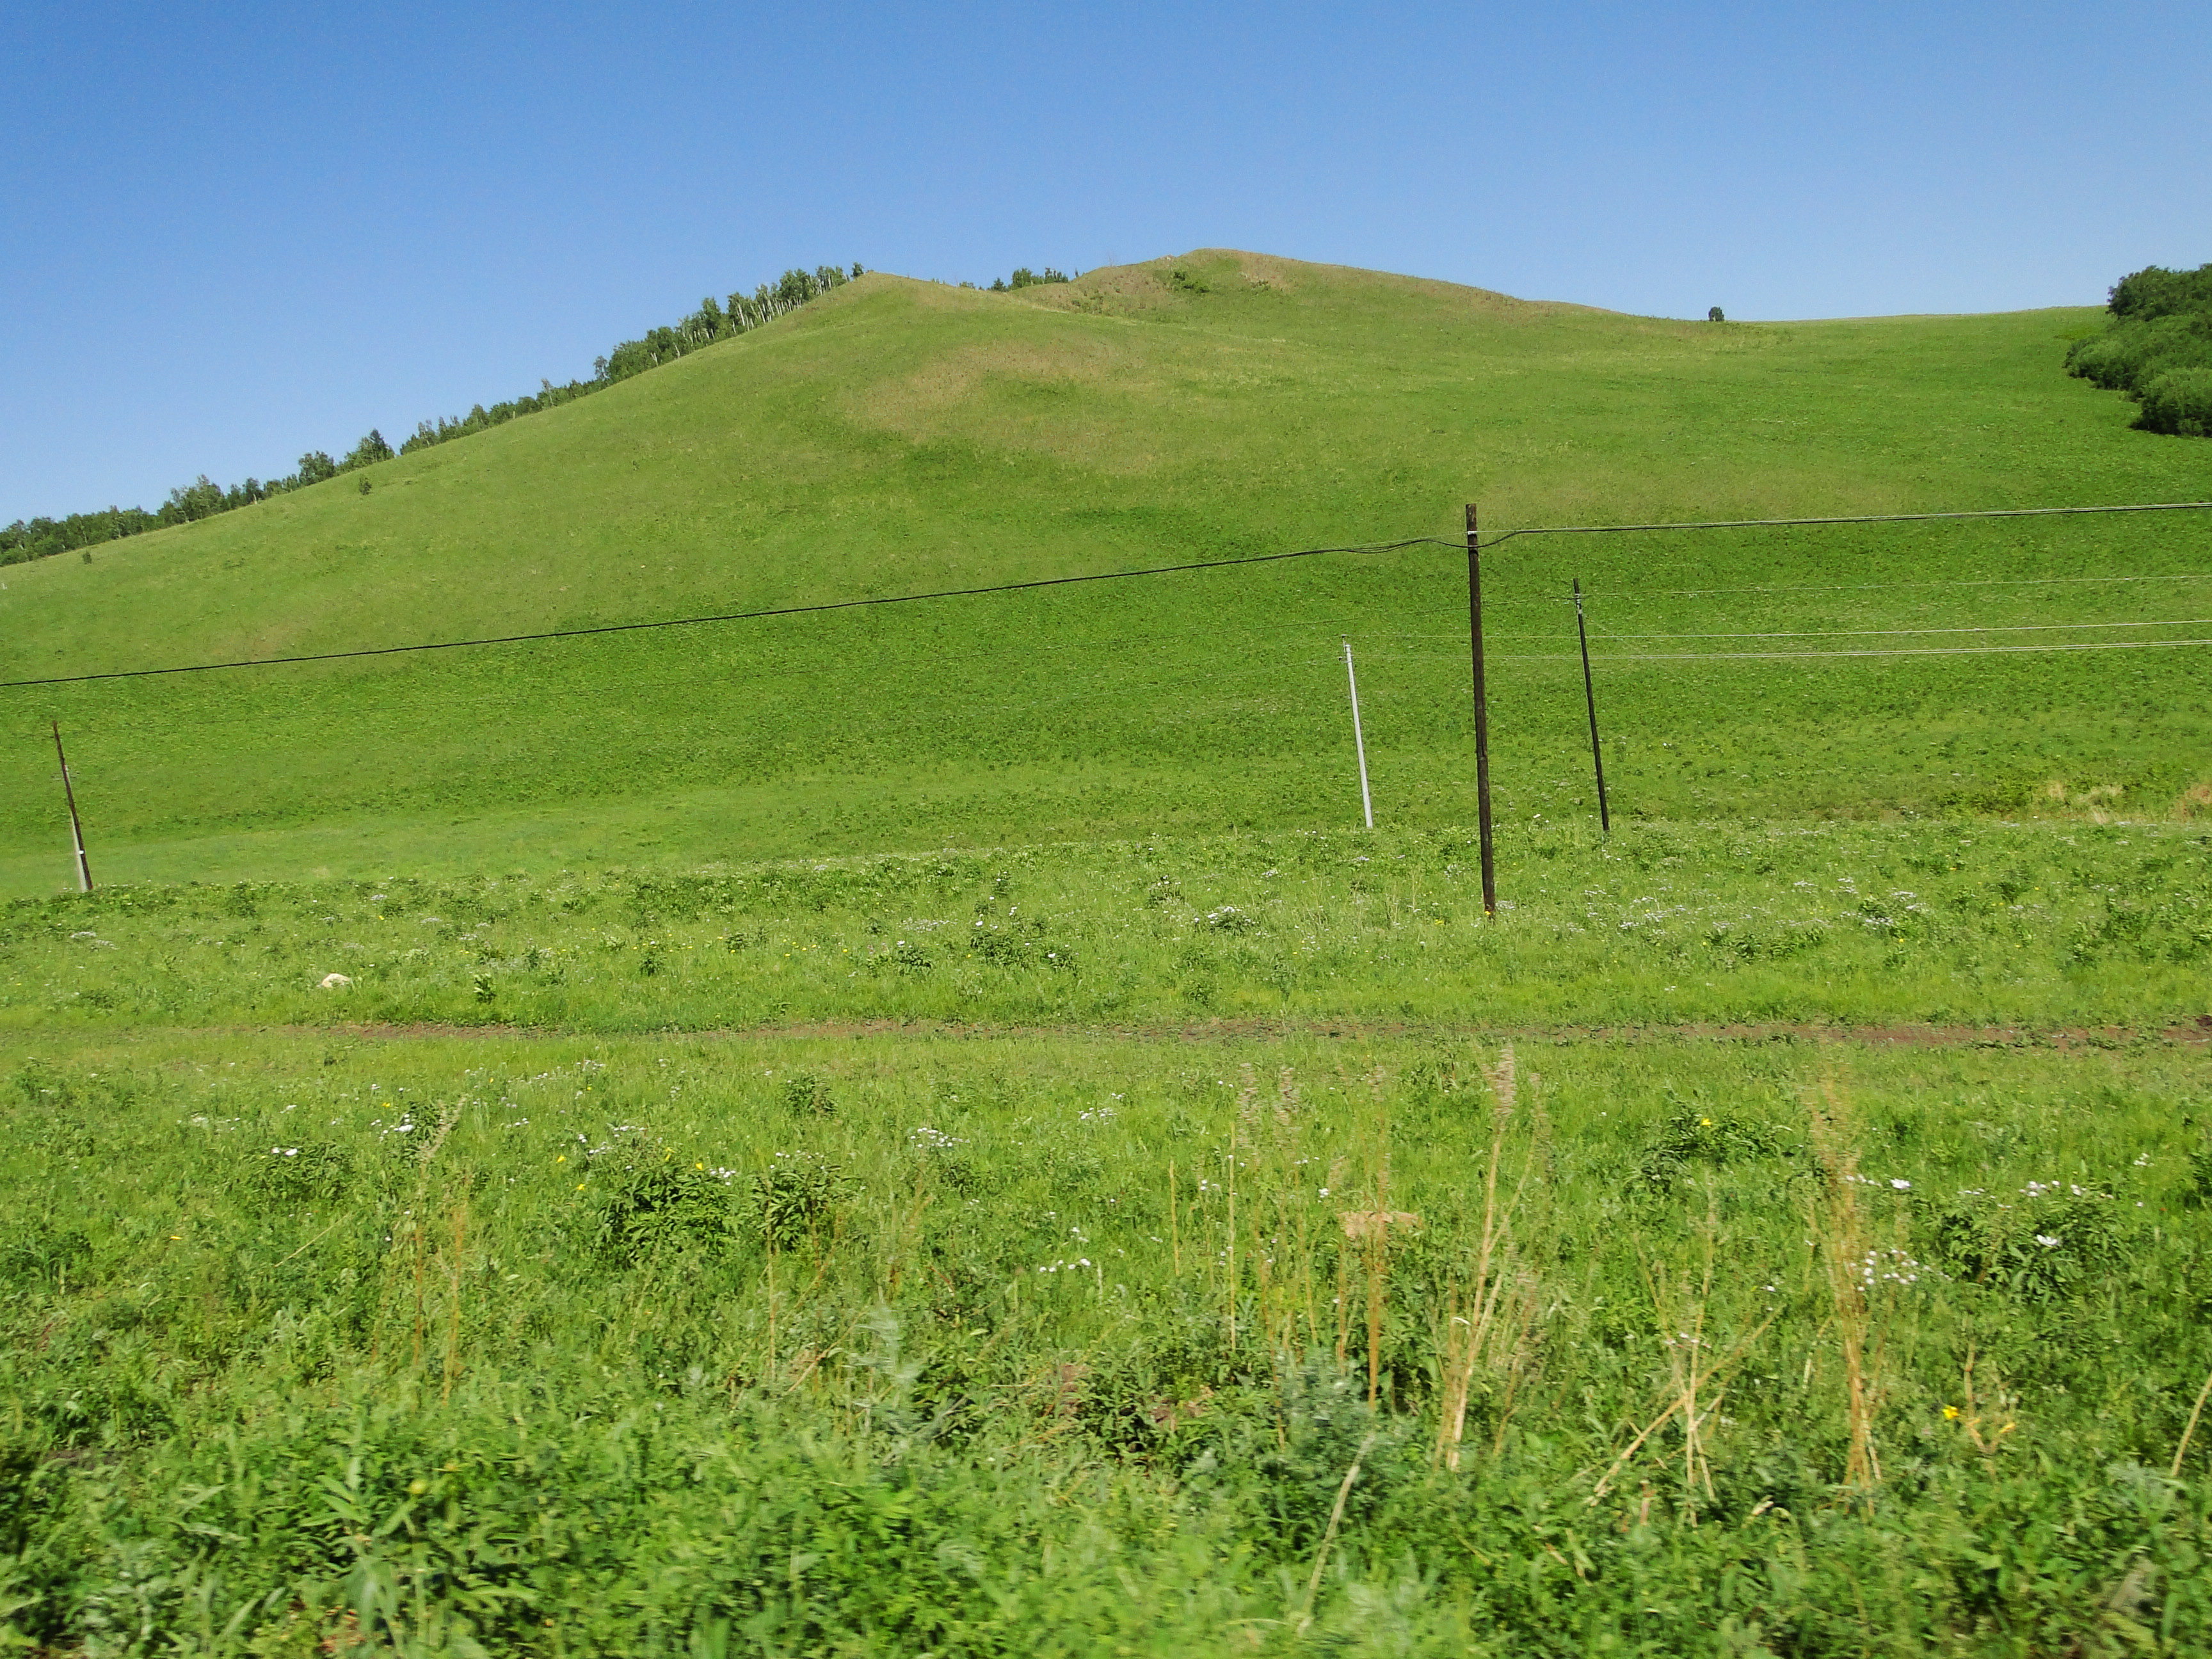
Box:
[4,818,2208,1036]
[6,1016,2211,1651]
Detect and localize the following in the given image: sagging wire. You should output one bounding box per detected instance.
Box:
[4,498,2207,690]
[1476,499,2212,551]
[0,538,1451,691]
[1588,618,2212,642]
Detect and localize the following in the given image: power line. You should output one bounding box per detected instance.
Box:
[5,498,2209,691]
[1,651,1345,744]
[0,538,1447,691]
[1557,637,2212,662]
[1591,617,2212,641]
[1569,572,2212,603]
[1569,572,2212,602]
[1478,499,2212,550]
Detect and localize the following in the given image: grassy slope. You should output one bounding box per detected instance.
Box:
[3,251,2208,897]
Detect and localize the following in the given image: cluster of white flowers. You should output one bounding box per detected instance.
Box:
[1036,1258,1094,1274]
[908,1125,965,1150]
[1857,1246,1928,1288]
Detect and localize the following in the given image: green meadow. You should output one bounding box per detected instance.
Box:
[5,821,2209,1036]
[2,252,2208,895]
[4,253,2211,1654]
[8,991,2212,1653]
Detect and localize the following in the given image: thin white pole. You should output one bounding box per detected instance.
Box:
[1343,637,1374,830]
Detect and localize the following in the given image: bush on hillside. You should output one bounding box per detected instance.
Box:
[2109,262,2212,323]
[2065,262,2212,438]
[2136,365,2212,437]
[2065,310,2212,391]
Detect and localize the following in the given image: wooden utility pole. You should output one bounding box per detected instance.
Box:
[1573,577,1611,833]
[51,721,92,893]
[1465,504,1495,915]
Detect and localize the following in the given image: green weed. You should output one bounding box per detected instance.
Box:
[4,1017,2207,1651]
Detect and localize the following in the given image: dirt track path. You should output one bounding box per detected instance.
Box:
[100,1014,2212,1048]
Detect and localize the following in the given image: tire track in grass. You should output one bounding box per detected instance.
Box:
[56,1013,2212,1048]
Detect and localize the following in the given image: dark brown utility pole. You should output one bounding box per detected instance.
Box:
[51,721,92,893]
[1466,504,1495,916]
[1573,577,1610,833]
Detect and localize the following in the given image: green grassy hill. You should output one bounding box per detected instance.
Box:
[7,252,2212,1653]
[3,250,2206,896]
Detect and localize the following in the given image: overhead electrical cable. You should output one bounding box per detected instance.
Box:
[1507,637,2212,662]
[3,498,2208,690]
[1475,499,2212,550]
[1589,618,2212,641]
[0,540,1447,689]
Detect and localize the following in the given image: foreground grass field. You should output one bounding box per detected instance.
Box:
[3,253,2209,895]
[4,821,2209,1653]
[6,821,2209,1036]
[8,1017,2211,1653]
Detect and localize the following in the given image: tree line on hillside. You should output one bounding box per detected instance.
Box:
[986,267,1071,292]
[1,262,864,569]
[2065,262,2212,437]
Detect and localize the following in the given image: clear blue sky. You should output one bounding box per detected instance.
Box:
[4,0,2208,521]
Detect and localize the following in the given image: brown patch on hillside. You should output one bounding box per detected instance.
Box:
[841,321,1298,475]
[1017,248,1623,325]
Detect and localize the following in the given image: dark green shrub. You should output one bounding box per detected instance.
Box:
[778,1070,835,1116]
[1634,1096,1793,1194]
[0,1216,92,1292]
[2066,312,2212,390]
[1181,1358,1408,1559]
[595,1161,734,1265]
[2137,366,2212,437]
[2066,267,2212,436]
[877,939,931,973]
[239,1141,354,1205]
[2184,1141,2212,1208]
[11,1057,74,1109]
[749,1151,853,1250]
[2109,262,2212,322]
[1927,1183,2126,1302]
